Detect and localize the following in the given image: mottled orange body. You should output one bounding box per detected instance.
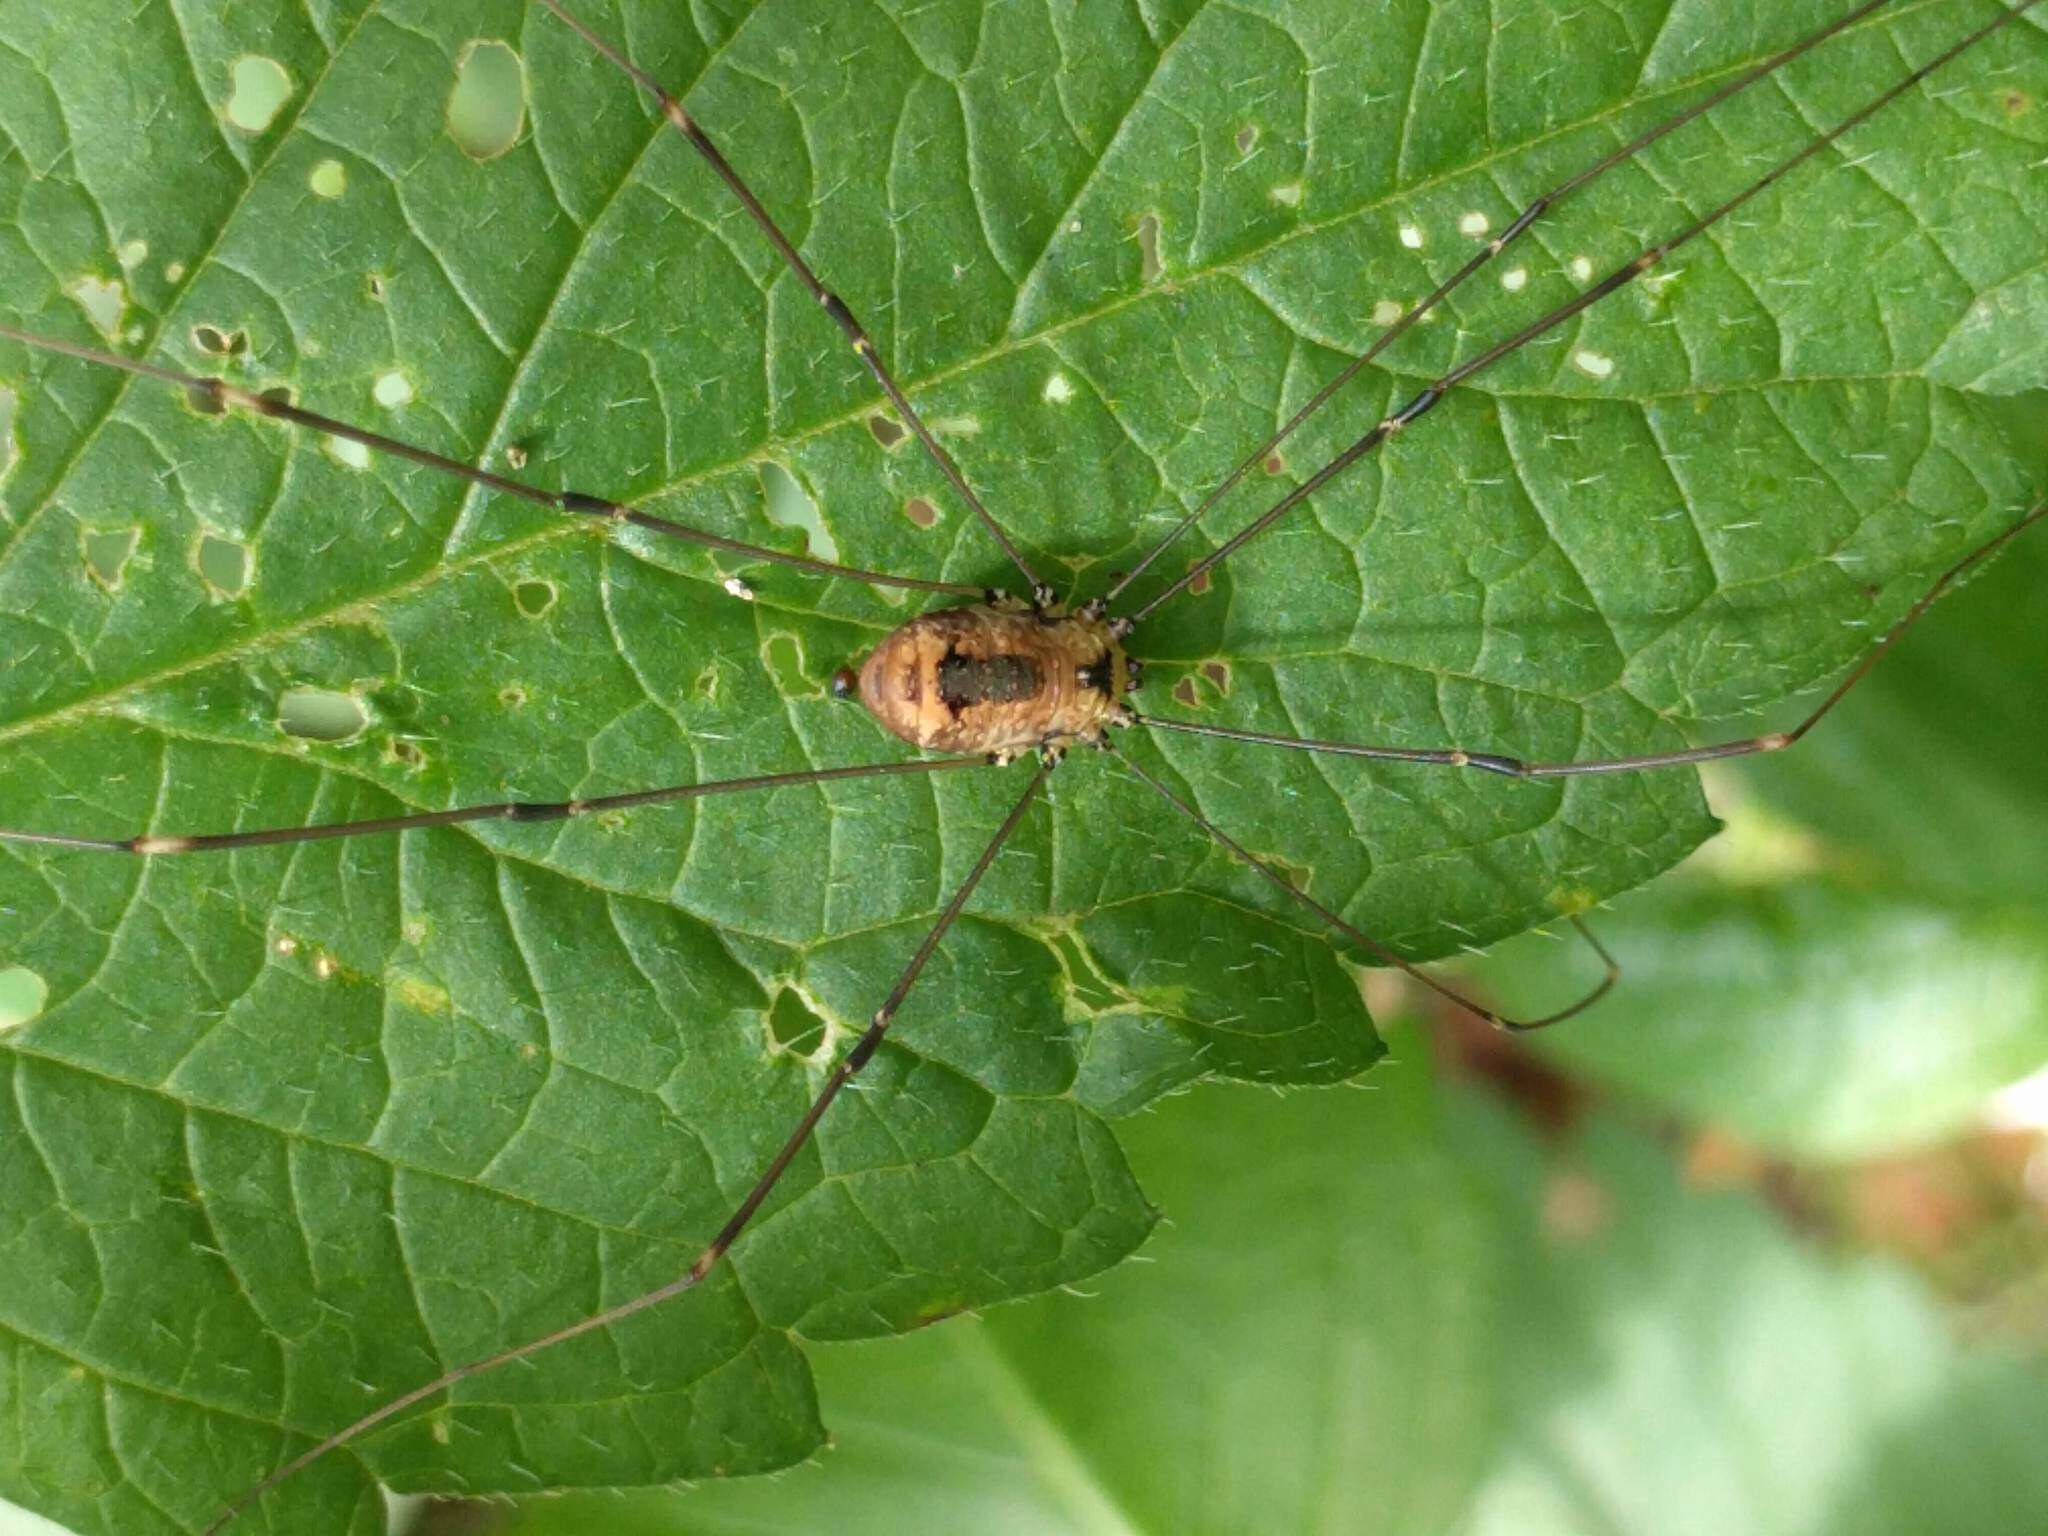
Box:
[855,604,1131,758]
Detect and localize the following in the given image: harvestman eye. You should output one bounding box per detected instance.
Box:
[0,0,2042,1528]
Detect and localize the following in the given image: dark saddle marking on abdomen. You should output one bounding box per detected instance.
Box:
[938,651,1042,709]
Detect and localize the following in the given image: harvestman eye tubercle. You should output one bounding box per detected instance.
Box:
[0,0,2042,1529]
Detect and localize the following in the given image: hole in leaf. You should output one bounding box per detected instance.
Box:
[499,683,529,709]
[762,632,809,696]
[373,370,414,408]
[446,40,527,160]
[1136,211,1162,283]
[767,987,829,1059]
[195,532,250,598]
[1201,659,1231,693]
[514,579,557,618]
[1172,676,1201,709]
[69,276,124,339]
[226,55,293,134]
[1235,124,1257,155]
[903,496,938,529]
[867,412,905,449]
[279,687,367,743]
[759,461,838,561]
[367,273,387,302]
[192,324,247,357]
[82,526,139,589]
[1186,560,1212,596]
[0,966,47,1032]
[309,159,347,199]
[503,441,530,470]
[186,382,227,417]
[387,737,425,769]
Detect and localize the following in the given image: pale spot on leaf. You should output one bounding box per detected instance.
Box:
[226,56,293,134]
[327,436,371,470]
[0,967,47,1032]
[447,40,526,160]
[69,275,125,339]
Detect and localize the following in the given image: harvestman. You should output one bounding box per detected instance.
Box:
[0,0,2043,1526]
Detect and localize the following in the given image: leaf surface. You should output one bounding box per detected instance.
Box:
[1481,521,2048,1159]
[0,0,2044,1528]
[474,1061,2048,1536]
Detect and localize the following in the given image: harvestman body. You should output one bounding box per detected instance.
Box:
[846,601,1139,760]
[0,0,2044,1528]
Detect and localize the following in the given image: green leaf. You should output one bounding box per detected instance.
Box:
[1458,1098,2048,1536]
[1476,519,2048,1160]
[471,1061,2048,1536]
[0,1,2044,1529]
[1497,874,2048,1160]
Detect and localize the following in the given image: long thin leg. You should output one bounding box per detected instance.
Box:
[200,757,1051,1534]
[1120,0,2045,629]
[1107,743,1614,1032]
[0,323,983,601]
[0,755,991,857]
[1099,0,1898,609]
[1137,498,2048,779]
[534,0,1053,606]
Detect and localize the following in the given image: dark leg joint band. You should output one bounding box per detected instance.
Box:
[845,1025,883,1072]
